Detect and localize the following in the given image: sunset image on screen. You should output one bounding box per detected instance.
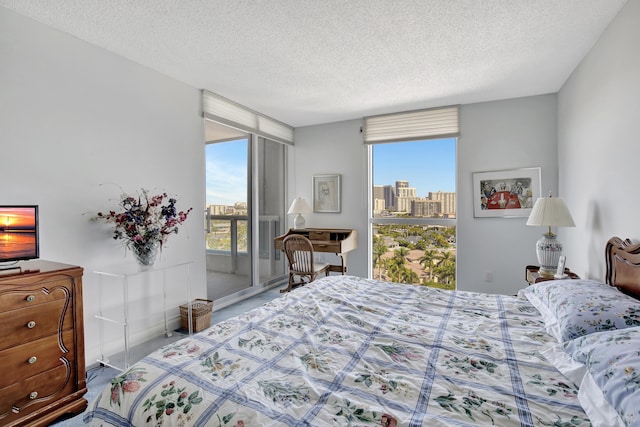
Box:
[0,207,38,260]
[0,207,37,231]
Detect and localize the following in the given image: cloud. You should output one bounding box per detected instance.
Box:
[205,158,247,206]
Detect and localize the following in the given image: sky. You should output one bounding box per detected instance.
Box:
[0,207,37,229]
[373,138,456,196]
[206,137,456,205]
[206,140,248,206]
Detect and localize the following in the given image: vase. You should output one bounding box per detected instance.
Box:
[131,241,159,268]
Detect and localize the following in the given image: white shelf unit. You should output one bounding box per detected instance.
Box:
[93,261,193,371]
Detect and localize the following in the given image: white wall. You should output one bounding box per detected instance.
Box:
[291,120,369,278]
[1,8,206,364]
[558,0,640,281]
[293,94,559,295]
[457,95,559,294]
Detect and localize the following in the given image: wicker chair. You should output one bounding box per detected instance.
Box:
[281,234,330,293]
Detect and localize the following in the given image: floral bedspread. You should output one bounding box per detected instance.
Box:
[84,275,590,426]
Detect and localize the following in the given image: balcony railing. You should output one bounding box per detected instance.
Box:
[205,213,281,274]
[206,214,248,252]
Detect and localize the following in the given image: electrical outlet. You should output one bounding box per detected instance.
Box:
[485,271,493,282]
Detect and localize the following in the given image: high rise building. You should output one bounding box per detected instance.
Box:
[396,180,409,190]
[372,185,386,214]
[373,185,384,200]
[395,180,416,213]
[411,198,441,217]
[373,198,386,215]
[383,185,396,211]
[429,191,456,215]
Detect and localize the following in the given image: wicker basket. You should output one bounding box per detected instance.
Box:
[180,299,213,332]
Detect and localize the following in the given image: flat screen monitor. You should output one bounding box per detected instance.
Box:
[0,205,39,263]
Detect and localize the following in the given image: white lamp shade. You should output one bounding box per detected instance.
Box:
[287,197,311,214]
[526,196,575,227]
[526,195,575,276]
[287,197,311,229]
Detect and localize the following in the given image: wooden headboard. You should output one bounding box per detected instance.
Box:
[606,236,640,299]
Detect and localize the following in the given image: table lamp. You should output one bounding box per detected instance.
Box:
[526,193,575,276]
[287,197,311,229]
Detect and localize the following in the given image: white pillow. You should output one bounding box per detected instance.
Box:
[562,327,640,427]
[519,279,640,342]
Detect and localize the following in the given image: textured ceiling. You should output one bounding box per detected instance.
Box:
[0,0,627,127]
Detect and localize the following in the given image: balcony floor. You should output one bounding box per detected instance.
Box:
[207,270,251,301]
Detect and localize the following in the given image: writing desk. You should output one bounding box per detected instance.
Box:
[274,228,357,273]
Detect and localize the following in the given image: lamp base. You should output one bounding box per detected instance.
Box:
[293,214,306,229]
[536,232,562,276]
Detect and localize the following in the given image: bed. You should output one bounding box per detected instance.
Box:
[84,237,640,426]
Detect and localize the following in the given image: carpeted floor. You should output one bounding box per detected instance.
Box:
[52,286,282,426]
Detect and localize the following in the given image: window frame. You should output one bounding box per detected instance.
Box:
[367,142,457,286]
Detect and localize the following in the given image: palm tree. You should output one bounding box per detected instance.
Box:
[418,250,437,281]
[434,252,455,285]
[385,248,407,282]
[402,269,419,284]
[378,258,389,281]
[393,247,409,262]
[392,247,423,284]
[438,251,452,264]
[386,259,402,282]
[436,261,456,286]
[373,243,387,279]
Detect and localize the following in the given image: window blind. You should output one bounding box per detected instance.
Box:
[363,106,459,144]
[202,90,294,145]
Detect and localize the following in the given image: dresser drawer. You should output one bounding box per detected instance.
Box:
[0,279,70,313]
[313,242,341,253]
[0,300,71,352]
[309,230,331,241]
[0,363,73,420]
[0,330,74,389]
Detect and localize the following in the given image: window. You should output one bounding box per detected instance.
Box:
[205,138,249,254]
[365,106,458,289]
[205,131,252,301]
[370,139,456,289]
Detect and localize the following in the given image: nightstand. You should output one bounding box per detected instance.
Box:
[525,265,580,285]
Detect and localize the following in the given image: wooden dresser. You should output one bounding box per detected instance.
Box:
[0,260,87,426]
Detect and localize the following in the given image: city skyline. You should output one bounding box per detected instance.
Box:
[206,137,456,206]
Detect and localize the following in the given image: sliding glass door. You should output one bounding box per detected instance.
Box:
[256,137,286,284]
[205,120,286,304]
[205,128,251,301]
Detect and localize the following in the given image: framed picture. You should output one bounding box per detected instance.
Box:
[472,167,541,218]
[313,174,341,213]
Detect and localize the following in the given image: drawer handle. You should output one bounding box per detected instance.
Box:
[28,356,37,364]
[29,391,38,400]
[26,295,36,302]
[27,321,36,329]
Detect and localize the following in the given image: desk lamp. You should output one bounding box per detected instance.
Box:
[287,197,311,229]
[526,193,575,276]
